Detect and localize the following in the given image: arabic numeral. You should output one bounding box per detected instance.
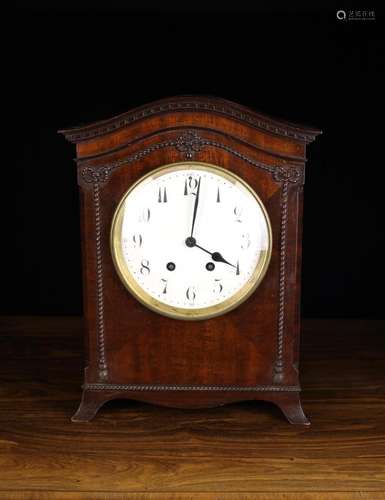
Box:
[186,286,196,303]
[184,176,199,195]
[139,208,151,223]
[241,233,251,249]
[132,233,143,248]
[140,259,150,275]
[234,206,243,223]
[158,186,167,203]
[213,279,223,294]
[161,278,168,294]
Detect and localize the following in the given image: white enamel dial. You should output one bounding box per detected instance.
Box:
[111,162,272,320]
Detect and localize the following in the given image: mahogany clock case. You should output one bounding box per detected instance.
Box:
[59,95,321,424]
[8,6,385,426]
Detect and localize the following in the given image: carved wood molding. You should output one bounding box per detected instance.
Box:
[84,383,301,392]
[89,130,297,382]
[80,138,176,185]
[93,184,108,381]
[273,181,289,383]
[80,131,304,186]
[59,96,321,144]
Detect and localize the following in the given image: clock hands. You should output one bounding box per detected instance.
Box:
[185,237,237,270]
[190,176,201,238]
[195,243,236,268]
[185,175,237,271]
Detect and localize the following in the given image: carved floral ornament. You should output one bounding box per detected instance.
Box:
[175,131,206,159]
[81,166,111,184]
[273,166,302,183]
[79,131,303,185]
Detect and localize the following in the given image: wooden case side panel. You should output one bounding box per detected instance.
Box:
[77,182,108,381]
[272,182,305,385]
[78,188,91,369]
[292,186,305,374]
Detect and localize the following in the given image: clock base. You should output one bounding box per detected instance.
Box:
[71,389,310,426]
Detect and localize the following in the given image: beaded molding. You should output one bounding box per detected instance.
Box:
[93,184,108,381]
[273,181,289,383]
[62,98,318,143]
[84,383,301,392]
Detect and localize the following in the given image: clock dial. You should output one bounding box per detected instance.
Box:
[111,162,272,320]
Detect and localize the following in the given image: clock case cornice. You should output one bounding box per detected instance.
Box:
[58,95,322,146]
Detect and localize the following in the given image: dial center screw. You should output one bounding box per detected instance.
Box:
[185,237,196,248]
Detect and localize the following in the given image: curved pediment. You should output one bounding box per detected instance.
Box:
[59,95,321,144]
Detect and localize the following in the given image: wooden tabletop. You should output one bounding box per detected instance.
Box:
[0,317,384,499]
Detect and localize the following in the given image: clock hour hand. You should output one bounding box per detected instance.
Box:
[211,250,236,269]
[185,238,236,269]
[196,244,236,268]
[190,176,201,238]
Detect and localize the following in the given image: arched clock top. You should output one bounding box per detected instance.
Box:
[59,96,321,144]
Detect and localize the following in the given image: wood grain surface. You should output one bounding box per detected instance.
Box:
[0,317,384,499]
[0,493,383,500]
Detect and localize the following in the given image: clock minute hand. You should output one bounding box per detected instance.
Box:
[190,176,201,238]
[194,243,236,269]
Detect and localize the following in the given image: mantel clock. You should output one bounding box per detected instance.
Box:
[59,96,321,425]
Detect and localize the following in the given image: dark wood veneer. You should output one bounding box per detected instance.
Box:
[59,95,321,424]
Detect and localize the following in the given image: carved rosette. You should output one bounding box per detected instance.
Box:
[81,166,111,184]
[175,131,206,159]
[273,166,302,184]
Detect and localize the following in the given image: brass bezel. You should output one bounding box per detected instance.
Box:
[110,161,272,321]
